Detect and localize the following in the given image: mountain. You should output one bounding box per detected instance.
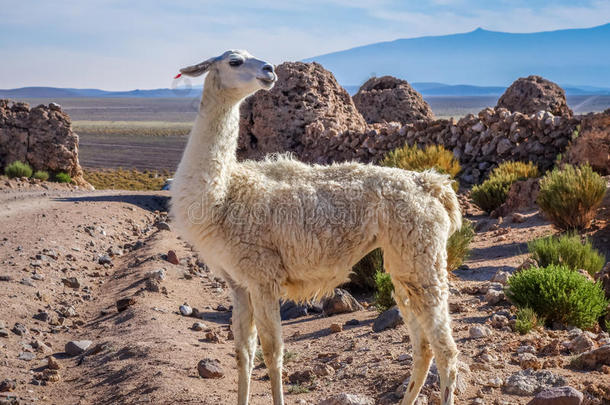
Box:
[303,24,610,89]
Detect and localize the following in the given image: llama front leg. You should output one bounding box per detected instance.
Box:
[393,283,433,405]
[251,290,284,405]
[232,286,257,405]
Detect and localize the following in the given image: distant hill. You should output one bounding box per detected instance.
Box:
[304,24,610,89]
[0,86,202,99]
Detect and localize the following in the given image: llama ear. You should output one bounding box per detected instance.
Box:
[179,56,219,77]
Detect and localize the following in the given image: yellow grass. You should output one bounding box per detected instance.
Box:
[84,168,172,190]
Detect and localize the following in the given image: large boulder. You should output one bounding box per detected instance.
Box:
[238,62,367,163]
[352,76,434,124]
[0,100,89,187]
[565,109,610,174]
[497,75,573,117]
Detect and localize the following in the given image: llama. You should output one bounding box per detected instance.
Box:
[170,50,461,405]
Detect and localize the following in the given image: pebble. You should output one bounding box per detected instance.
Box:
[180,304,193,316]
[65,340,93,356]
[372,306,404,332]
[98,254,112,265]
[518,353,542,370]
[0,379,16,392]
[12,322,28,336]
[155,221,171,231]
[192,322,206,331]
[116,297,136,312]
[469,325,492,339]
[345,319,360,326]
[47,356,61,370]
[527,386,583,405]
[503,369,566,396]
[18,351,36,361]
[197,358,224,378]
[318,393,374,405]
[167,250,180,265]
[61,277,80,289]
[329,323,342,333]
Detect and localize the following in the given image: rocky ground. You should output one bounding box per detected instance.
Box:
[0,177,609,405]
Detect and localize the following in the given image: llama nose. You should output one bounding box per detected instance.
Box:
[262,64,274,74]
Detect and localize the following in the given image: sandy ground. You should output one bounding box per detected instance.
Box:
[0,179,608,405]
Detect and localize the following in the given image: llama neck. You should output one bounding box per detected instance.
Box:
[177,79,241,203]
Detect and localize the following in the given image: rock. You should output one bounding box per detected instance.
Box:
[495,179,541,217]
[516,257,539,272]
[490,314,510,329]
[497,75,572,117]
[569,333,596,354]
[571,344,610,369]
[329,323,342,333]
[352,76,434,125]
[65,340,93,356]
[519,353,542,370]
[167,250,180,265]
[280,300,308,320]
[148,268,166,281]
[469,325,492,339]
[503,369,566,396]
[0,100,90,187]
[12,322,27,336]
[289,368,315,384]
[40,368,60,383]
[345,319,360,326]
[491,270,511,285]
[527,386,584,405]
[61,277,80,289]
[565,109,610,175]
[98,254,112,265]
[318,393,374,405]
[116,297,136,312]
[155,221,171,231]
[322,289,363,316]
[0,379,16,392]
[47,356,61,370]
[484,284,505,305]
[197,358,224,378]
[372,306,404,332]
[238,62,367,164]
[313,363,334,377]
[180,304,193,316]
[18,351,35,361]
[192,322,205,331]
[595,262,610,300]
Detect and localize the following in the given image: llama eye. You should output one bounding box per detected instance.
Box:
[229,59,243,67]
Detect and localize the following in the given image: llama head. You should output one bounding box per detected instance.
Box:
[179,50,276,99]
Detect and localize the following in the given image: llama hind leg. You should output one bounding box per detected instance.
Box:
[231,286,257,405]
[393,283,433,405]
[251,289,284,405]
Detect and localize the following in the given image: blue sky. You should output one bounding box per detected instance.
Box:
[1,0,609,90]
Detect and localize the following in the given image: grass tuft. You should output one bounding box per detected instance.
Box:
[84,168,172,190]
[528,233,605,277]
[4,161,33,178]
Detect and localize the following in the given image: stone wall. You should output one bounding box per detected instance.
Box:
[0,100,88,186]
[236,64,583,184]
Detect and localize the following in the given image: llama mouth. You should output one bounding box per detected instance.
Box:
[257,77,276,87]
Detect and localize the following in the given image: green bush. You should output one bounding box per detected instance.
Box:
[506,264,608,329]
[4,161,33,178]
[374,271,395,312]
[447,220,474,271]
[470,161,539,213]
[537,164,606,230]
[381,144,460,190]
[528,233,605,277]
[349,248,383,291]
[32,170,50,181]
[514,307,541,335]
[54,172,72,183]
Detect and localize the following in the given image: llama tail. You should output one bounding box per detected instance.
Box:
[421,170,462,235]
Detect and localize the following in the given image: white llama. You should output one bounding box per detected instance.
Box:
[170,50,461,405]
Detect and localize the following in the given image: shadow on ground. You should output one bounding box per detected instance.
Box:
[55,194,169,212]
